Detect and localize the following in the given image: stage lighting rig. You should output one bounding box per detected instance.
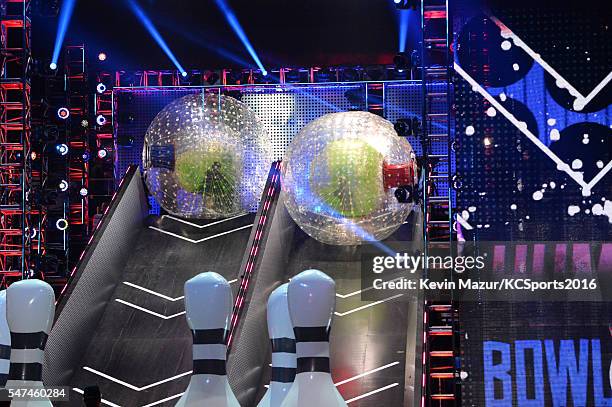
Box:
[58,180,69,192]
[96,83,106,94]
[394,0,419,10]
[55,143,69,156]
[96,114,107,126]
[393,52,411,72]
[55,218,68,231]
[394,117,421,137]
[57,107,70,119]
[204,71,220,85]
[314,68,334,83]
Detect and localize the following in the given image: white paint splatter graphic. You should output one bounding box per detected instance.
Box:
[571,159,583,170]
[550,129,560,141]
[567,205,581,216]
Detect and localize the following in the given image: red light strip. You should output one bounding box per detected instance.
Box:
[227,161,281,347]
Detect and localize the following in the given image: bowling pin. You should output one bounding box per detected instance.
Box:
[280,270,347,407]
[175,272,240,407]
[0,290,10,386]
[6,279,55,407]
[257,284,296,407]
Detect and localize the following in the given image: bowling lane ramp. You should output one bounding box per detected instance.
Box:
[228,203,424,407]
[43,164,281,406]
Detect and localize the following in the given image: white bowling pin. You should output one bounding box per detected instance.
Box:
[280,270,347,407]
[175,272,240,407]
[6,279,55,407]
[0,290,11,386]
[258,284,296,407]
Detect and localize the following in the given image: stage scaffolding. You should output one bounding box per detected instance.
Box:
[0,0,37,286]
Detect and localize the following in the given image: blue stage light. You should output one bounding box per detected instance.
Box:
[50,0,76,70]
[213,0,268,75]
[398,10,409,52]
[128,0,187,75]
[56,143,69,156]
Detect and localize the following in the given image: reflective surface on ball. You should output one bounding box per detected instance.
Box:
[282,111,416,245]
[143,93,272,219]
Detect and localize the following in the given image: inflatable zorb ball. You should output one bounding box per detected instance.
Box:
[282,111,417,245]
[143,93,272,219]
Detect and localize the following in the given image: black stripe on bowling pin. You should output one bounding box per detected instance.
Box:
[270,337,296,383]
[0,290,10,385]
[293,327,331,374]
[192,328,228,375]
[8,332,48,381]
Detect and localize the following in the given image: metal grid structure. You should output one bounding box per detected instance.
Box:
[89,70,115,225]
[0,0,33,285]
[420,0,459,405]
[112,80,443,178]
[64,44,89,265]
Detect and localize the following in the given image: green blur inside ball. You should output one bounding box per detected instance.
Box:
[311,139,383,218]
[175,148,239,210]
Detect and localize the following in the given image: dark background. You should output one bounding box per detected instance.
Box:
[32,0,611,72]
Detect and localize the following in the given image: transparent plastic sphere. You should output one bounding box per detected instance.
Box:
[282,111,417,245]
[143,93,272,219]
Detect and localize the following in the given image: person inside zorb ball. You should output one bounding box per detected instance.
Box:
[282,111,418,245]
[143,93,272,219]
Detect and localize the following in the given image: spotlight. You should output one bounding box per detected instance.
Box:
[57,107,70,119]
[59,180,69,191]
[96,83,106,93]
[181,71,188,77]
[128,0,187,75]
[55,143,69,156]
[51,0,76,74]
[483,136,493,147]
[82,151,90,162]
[393,52,410,72]
[79,187,88,197]
[213,0,268,77]
[97,149,108,159]
[96,114,107,126]
[394,0,418,10]
[98,52,107,61]
[81,119,89,128]
[55,218,69,231]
